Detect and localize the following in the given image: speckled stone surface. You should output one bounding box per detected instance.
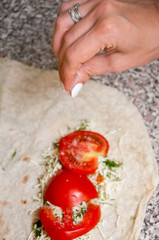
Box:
[0,0,159,239]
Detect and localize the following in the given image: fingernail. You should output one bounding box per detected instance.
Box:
[71,83,83,98]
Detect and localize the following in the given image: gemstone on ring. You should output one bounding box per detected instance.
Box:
[68,3,82,23]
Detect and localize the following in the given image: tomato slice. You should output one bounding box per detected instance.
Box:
[45,168,98,209]
[59,131,109,174]
[40,204,101,240]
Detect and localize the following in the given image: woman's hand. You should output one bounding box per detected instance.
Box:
[53,0,159,94]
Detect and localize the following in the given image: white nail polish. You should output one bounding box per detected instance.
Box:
[71,83,83,98]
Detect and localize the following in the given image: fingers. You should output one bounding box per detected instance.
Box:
[58,20,117,91]
[58,0,87,14]
[58,7,97,70]
[66,52,135,91]
[53,0,101,57]
[78,53,132,78]
[53,11,74,57]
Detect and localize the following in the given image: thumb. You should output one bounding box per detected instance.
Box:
[70,52,130,97]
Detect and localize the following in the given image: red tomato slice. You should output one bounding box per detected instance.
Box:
[40,204,101,240]
[59,131,109,174]
[45,168,98,209]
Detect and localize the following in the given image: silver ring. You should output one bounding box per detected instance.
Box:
[68,3,82,23]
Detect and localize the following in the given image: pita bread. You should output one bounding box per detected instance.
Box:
[0,58,158,240]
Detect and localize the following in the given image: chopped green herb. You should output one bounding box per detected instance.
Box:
[97,185,102,190]
[76,120,89,131]
[101,201,113,206]
[130,215,135,221]
[35,229,41,237]
[33,199,39,202]
[33,220,42,228]
[53,142,59,149]
[106,172,111,179]
[44,155,51,160]
[45,162,49,166]
[81,208,85,215]
[11,150,16,159]
[33,220,42,237]
[114,177,122,182]
[77,212,82,218]
[43,197,47,205]
[104,159,123,170]
[72,215,76,222]
[104,202,113,206]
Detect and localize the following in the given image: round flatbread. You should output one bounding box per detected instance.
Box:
[0,58,158,240]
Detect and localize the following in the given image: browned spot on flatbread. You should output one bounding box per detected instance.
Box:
[21,200,27,205]
[22,156,30,162]
[0,201,9,206]
[0,225,9,236]
[0,212,9,237]
[21,175,29,184]
[0,212,4,225]
[2,238,6,240]
[27,210,31,215]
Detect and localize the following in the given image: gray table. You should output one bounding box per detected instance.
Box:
[0,0,159,239]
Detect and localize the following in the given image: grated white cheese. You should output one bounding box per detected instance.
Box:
[28,122,124,240]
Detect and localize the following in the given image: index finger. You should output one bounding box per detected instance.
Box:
[59,21,117,91]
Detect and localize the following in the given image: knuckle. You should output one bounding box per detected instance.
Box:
[95,2,118,35]
[96,0,113,16]
[63,31,71,45]
[55,15,64,28]
[59,2,68,14]
[97,18,118,35]
[106,20,118,35]
[64,47,74,64]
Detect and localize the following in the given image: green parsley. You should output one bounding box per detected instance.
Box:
[44,155,51,160]
[53,142,59,149]
[33,199,39,202]
[33,220,42,237]
[104,159,123,170]
[72,204,87,224]
[106,172,111,179]
[81,208,85,215]
[11,150,17,159]
[67,126,71,130]
[130,215,135,221]
[114,177,122,182]
[97,185,102,190]
[76,120,89,131]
